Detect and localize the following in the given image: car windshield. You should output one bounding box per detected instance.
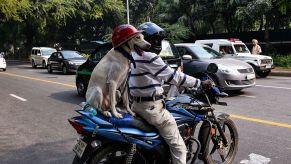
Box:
[159,40,180,59]
[234,44,250,53]
[42,49,57,56]
[189,46,223,59]
[62,51,83,59]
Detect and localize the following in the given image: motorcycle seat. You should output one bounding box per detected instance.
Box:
[109,114,157,132]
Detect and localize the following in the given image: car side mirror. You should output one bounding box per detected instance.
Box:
[182,55,192,60]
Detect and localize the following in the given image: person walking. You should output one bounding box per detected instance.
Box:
[251,39,262,55]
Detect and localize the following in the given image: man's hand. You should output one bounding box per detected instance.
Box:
[201,80,212,90]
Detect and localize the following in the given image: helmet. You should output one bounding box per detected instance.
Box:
[112,24,141,48]
[138,22,167,54]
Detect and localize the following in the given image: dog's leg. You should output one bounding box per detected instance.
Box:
[122,85,135,116]
[108,80,123,118]
[86,86,106,115]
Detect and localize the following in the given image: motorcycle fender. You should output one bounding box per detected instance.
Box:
[216,113,230,121]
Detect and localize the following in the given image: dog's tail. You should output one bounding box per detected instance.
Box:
[86,86,103,109]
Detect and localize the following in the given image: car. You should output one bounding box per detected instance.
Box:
[30,47,57,68]
[195,39,273,77]
[0,52,6,71]
[76,40,182,96]
[47,50,86,74]
[175,43,256,91]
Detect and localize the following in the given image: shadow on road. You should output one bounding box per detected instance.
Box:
[0,139,75,164]
[49,90,85,105]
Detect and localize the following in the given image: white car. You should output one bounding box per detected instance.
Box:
[0,53,6,71]
[30,47,57,68]
[195,39,273,77]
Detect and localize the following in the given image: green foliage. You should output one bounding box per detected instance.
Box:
[272,54,291,68]
[160,23,192,43]
[81,53,91,59]
[0,0,30,22]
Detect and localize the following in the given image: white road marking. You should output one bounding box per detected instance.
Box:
[256,85,291,90]
[268,76,291,80]
[239,95,256,98]
[240,153,271,164]
[9,94,27,102]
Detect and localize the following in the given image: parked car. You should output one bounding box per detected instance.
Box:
[175,43,256,91]
[195,39,273,77]
[76,40,182,96]
[0,53,6,71]
[30,47,57,68]
[47,50,86,74]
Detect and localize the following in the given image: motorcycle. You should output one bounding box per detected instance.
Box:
[69,63,238,164]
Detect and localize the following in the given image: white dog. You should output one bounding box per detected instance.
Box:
[86,30,150,118]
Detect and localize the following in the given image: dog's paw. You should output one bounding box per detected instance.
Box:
[112,112,123,119]
[128,110,136,117]
[102,111,112,117]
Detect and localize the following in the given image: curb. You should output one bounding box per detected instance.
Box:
[270,70,291,77]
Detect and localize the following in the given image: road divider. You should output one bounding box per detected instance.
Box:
[0,72,75,88]
[9,94,27,101]
[231,114,291,129]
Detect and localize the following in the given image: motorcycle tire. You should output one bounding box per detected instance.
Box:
[199,118,238,164]
[89,144,151,164]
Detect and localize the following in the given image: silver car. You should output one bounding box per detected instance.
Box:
[175,43,256,91]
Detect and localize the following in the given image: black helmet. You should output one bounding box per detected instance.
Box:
[138,22,167,54]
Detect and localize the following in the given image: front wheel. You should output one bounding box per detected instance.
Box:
[200,118,238,164]
[257,70,270,78]
[62,65,68,75]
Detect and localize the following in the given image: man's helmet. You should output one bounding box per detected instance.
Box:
[112,24,141,48]
[138,22,167,54]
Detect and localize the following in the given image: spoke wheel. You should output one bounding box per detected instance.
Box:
[206,118,238,164]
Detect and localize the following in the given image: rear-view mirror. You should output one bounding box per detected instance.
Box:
[182,55,192,60]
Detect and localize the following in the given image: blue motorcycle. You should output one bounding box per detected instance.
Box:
[69,65,238,164]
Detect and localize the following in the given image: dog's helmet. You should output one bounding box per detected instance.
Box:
[138,22,167,54]
[112,24,141,48]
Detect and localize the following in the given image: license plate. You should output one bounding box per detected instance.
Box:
[266,65,272,69]
[73,139,87,158]
[246,74,255,80]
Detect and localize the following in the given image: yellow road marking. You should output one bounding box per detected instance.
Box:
[231,114,291,129]
[2,72,291,129]
[0,72,75,88]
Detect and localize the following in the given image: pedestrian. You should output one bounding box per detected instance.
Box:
[128,22,212,164]
[251,39,262,55]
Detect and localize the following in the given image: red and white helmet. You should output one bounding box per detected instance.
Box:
[112,24,141,48]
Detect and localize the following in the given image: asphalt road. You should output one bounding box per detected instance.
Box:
[0,62,291,164]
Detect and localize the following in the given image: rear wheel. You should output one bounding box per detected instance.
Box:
[89,144,152,164]
[32,60,37,68]
[76,78,87,97]
[203,118,238,164]
[3,68,6,71]
[42,61,47,68]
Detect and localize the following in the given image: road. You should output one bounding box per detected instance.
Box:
[0,62,291,164]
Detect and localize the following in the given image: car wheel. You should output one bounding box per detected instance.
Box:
[3,68,6,71]
[62,65,68,75]
[257,70,270,78]
[32,60,37,68]
[47,65,53,73]
[76,78,87,97]
[42,61,47,68]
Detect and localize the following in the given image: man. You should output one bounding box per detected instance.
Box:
[252,39,262,55]
[128,22,212,164]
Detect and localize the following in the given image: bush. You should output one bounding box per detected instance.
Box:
[271,54,291,68]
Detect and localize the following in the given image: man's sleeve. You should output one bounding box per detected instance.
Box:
[147,56,201,88]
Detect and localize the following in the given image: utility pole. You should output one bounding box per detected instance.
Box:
[127,0,129,24]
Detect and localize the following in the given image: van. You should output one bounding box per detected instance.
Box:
[195,39,273,77]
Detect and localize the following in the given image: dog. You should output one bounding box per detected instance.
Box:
[86,33,151,118]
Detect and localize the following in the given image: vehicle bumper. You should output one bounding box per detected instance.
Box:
[68,64,81,72]
[254,64,272,73]
[0,63,6,69]
[216,72,256,91]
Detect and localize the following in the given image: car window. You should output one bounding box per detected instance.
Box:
[159,40,179,59]
[31,50,34,55]
[62,51,83,59]
[51,52,57,58]
[234,44,250,53]
[189,46,222,59]
[42,49,57,56]
[91,46,111,61]
[219,45,234,55]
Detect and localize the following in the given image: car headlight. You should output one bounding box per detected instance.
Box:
[219,65,236,74]
[254,59,261,65]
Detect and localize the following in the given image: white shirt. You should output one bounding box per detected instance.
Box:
[129,51,201,97]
